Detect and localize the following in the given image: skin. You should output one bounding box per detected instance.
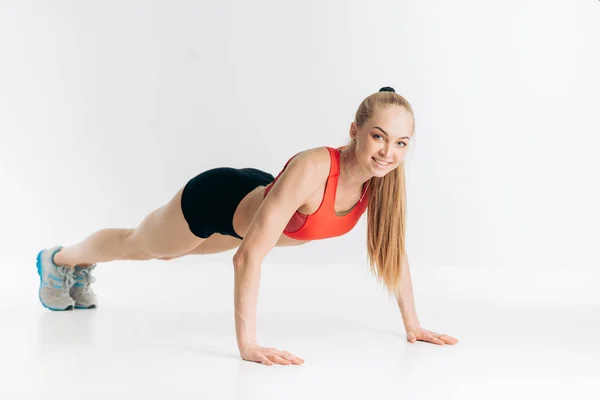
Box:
[163,106,418,257]
[231,105,457,366]
[53,105,458,368]
[341,105,415,186]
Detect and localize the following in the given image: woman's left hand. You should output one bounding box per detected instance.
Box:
[406,327,459,345]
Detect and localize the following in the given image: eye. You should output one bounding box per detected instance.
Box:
[372,134,407,147]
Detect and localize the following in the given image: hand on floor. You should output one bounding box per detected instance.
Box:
[406,327,459,345]
[240,342,305,366]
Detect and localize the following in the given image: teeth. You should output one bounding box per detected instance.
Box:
[373,158,390,166]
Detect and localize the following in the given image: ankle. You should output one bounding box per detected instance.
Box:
[52,249,75,268]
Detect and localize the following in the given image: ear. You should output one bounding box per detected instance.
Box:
[349,122,358,141]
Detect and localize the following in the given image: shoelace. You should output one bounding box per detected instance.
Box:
[56,266,76,295]
[75,266,96,294]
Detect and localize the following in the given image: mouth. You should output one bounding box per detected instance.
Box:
[372,157,391,167]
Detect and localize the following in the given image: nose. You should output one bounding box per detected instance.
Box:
[379,144,393,159]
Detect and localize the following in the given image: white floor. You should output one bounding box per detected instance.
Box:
[2,260,599,399]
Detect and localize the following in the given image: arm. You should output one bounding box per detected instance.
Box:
[395,252,420,332]
[232,148,329,361]
[233,255,262,352]
[397,253,460,346]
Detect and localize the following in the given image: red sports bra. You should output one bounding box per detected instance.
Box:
[263,146,369,240]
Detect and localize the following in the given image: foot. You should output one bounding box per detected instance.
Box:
[70,265,98,309]
[36,246,76,311]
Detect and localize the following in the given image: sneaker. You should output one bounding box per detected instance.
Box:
[36,246,76,311]
[70,265,98,309]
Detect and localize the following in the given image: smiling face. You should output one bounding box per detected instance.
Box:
[350,106,414,178]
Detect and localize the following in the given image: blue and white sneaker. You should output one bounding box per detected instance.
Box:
[36,246,76,311]
[70,265,97,309]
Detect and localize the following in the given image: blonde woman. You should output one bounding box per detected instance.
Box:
[36,87,459,366]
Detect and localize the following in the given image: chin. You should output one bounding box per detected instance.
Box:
[371,169,390,178]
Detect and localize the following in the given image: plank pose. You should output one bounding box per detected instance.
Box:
[36,87,459,366]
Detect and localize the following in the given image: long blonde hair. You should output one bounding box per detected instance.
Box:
[350,89,415,297]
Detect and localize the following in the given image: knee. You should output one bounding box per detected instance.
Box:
[121,229,156,261]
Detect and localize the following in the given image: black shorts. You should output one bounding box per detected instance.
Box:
[180,167,275,240]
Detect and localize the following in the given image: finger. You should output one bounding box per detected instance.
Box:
[281,351,304,364]
[429,331,457,345]
[432,332,448,341]
[261,357,274,366]
[439,335,459,344]
[275,355,293,365]
[265,349,286,364]
[267,354,291,365]
[281,355,303,365]
[429,336,446,345]
[278,350,303,364]
[281,350,300,359]
[285,359,304,365]
[420,333,442,345]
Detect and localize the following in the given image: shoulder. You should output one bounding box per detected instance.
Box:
[286,146,332,175]
[267,146,331,199]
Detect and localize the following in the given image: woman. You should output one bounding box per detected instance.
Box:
[36,87,459,366]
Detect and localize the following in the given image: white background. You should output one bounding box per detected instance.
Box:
[1,1,599,399]
[1,0,598,271]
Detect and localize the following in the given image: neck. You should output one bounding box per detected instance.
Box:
[338,145,372,190]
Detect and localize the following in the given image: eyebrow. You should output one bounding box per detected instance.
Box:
[373,126,410,140]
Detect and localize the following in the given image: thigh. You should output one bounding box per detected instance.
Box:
[186,233,242,255]
[126,187,205,259]
[162,225,308,261]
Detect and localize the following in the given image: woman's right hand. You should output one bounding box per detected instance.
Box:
[240,342,304,366]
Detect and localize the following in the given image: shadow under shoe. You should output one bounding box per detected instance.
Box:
[71,265,98,309]
[36,246,76,311]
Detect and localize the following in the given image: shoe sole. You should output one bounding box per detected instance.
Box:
[74,304,96,309]
[36,250,73,311]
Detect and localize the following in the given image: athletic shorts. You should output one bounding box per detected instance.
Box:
[180,167,275,240]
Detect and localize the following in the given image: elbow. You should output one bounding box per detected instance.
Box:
[234,236,269,268]
[233,248,259,269]
[233,240,250,267]
[232,250,246,269]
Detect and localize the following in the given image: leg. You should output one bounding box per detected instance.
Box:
[158,233,242,260]
[158,233,311,261]
[54,187,204,267]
